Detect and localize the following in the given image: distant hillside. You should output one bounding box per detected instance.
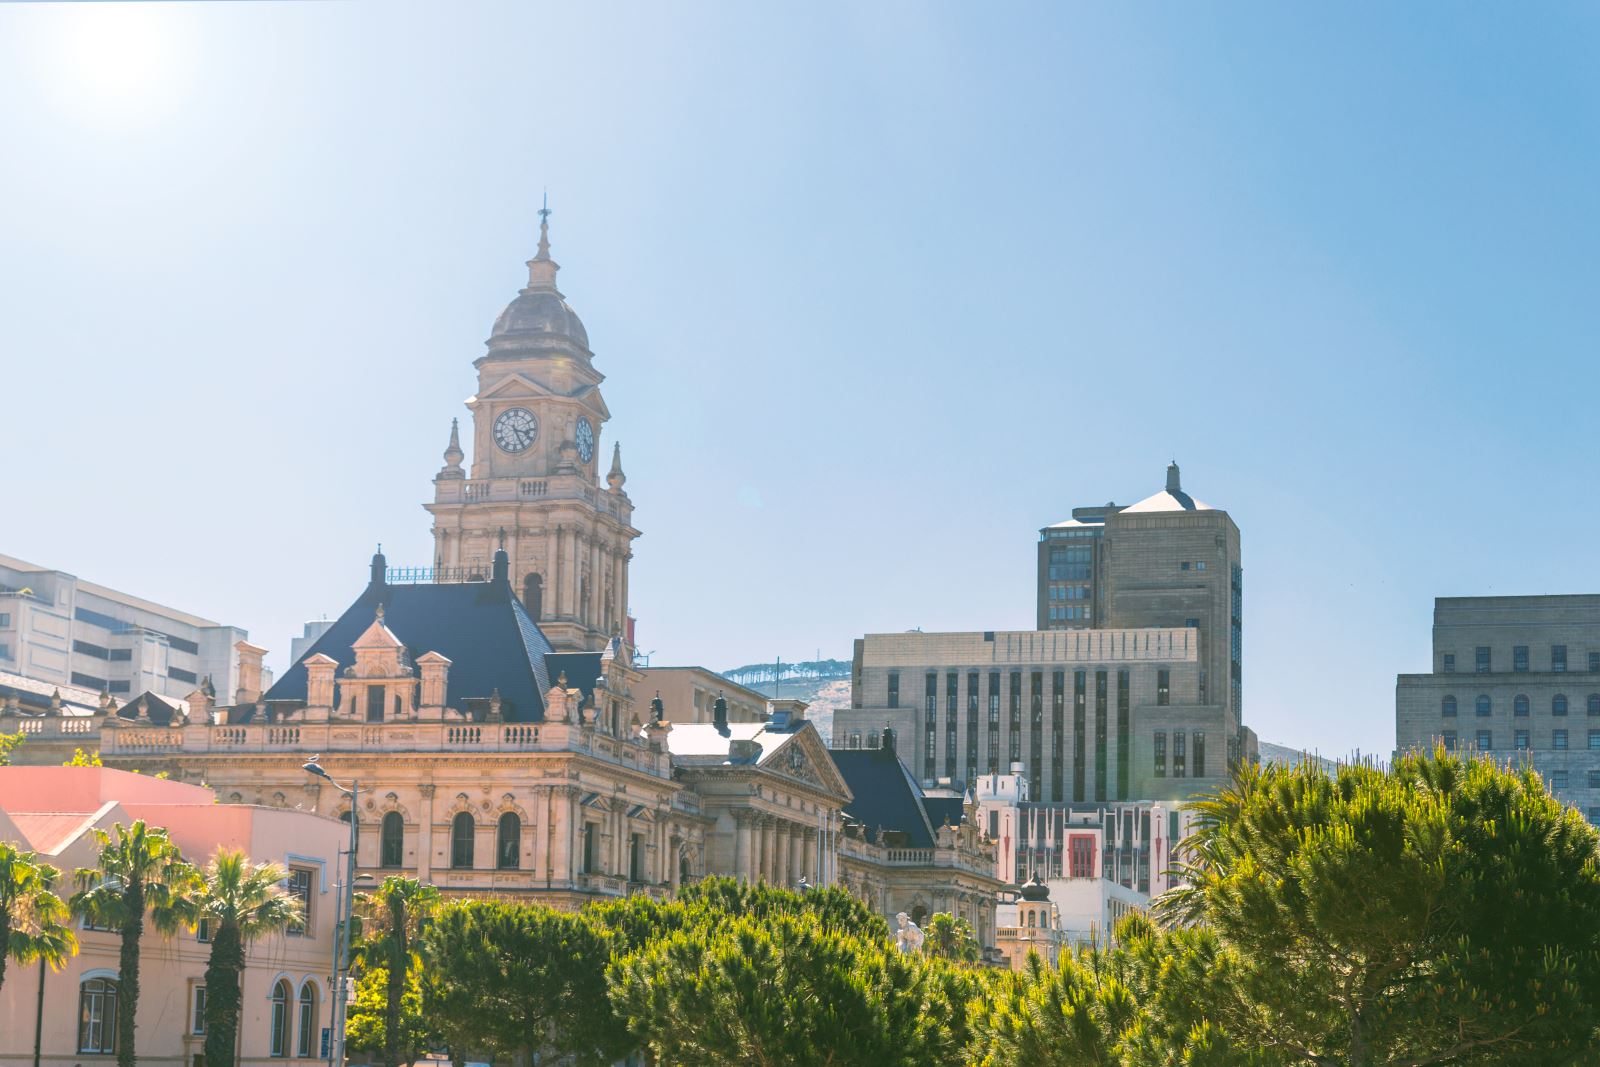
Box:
[1258,741,1339,775]
[717,659,851,745]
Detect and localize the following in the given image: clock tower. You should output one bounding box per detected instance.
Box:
[424,210,639,654]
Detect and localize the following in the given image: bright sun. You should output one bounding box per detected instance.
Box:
[31,4,187,128]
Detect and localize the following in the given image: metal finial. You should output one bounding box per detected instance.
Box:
[539,188,551,225]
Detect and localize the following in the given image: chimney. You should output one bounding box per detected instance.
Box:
[235,641,268,704]
[417,652,451,709]
[304,654,339,710]
[370,545,387,587]
[1166,461,1181,495]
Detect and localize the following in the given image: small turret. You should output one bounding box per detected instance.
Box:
[370,545,387,587]
[438,419,465,479]
[607,442,626,491]
[1166,461,1182,495]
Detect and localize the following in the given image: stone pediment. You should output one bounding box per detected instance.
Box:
[771,726,852,801]
[474,372,559,402]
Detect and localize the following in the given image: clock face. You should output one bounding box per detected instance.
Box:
[575,417,595,463]
[493,407,538,454]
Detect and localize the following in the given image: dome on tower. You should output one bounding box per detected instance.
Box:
[490,288,589,350]
[484,206,591,356]
[1019,872,1050,901]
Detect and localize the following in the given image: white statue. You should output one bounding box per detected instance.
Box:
[895,911,925,954]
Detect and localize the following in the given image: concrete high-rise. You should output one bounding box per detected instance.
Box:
[1397,595,1600,822]
[1037,463,1243,736]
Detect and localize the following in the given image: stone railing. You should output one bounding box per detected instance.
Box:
[6,716,97,738]
[98,718,669,775]
[838,835,999,880]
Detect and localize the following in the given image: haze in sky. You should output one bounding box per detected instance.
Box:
[2,3,1598,759]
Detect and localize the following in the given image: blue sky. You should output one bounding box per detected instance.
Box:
[3,3,1598,758]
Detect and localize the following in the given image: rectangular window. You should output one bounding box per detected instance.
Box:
[1094,670,1108,801]
[108,648,132,662]
[1514,646,1529,672]
[1156,669,1170,706]
[285,867,313,936]
[0,612,9,627]
[1154,731,1167,778]
[70,672,107,691]
[73,639,111,660]
[1588,770,1600,790]
[108,680,130,694]
[924,673,938,780]
[987,672,1001,773]
[1116,669,1130,800]
[167,636,200,656]
[1050,670,1065,802]
[887,671,900,709]
[581,824,596,874]
[1172,730,1186,778]
[1442,730,1457,751]
[1193,731,1206,777]
[197,917,212,942]
[79,979,118,1053]
[1068,836,1095,879]
[966,671,979,785]
[1515,729,1530,750]
[1442,653,1455,673]
[1552,769,1569,790]
[73,606,128,632]
[1590,652,1600,673]
[168,666,197,685]
[1554,729,1569,750]
[1475,647,1491,673]
[1073,670,1087,802]
[0,644,9,661]
[1476,729,1492,751]
[945,672,959,780]
[192,984,207,1035]
[1589,730,1600,750]
[1553,645,1568,673]
[629,833,644,883]
[1009,671,1023,766]
[1028,672,1043,799]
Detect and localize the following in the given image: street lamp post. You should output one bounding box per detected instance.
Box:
[304,758,359,1067]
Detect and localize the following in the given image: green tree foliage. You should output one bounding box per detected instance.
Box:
[923,911,981,964]
[70,821,199,1067]
[676,874,890,941]
[0,842,77,999]
[63,747,102,767]
[346,965,431,1064]
[610,908,966,1066]
[191,850,303,1067]
[422,900,627,1066]
[0,731,23,766]
[353,876,441,1067]
[1162,749,1600,1066]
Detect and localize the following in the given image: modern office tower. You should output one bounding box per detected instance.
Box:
[1037,463,1244,731]
[833,627,1244,804]
[0,552,251,702]
[1396,595,1600,822]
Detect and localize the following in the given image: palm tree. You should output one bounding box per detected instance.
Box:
[0,842,78,998]
[71,821,199,1067]
[193,849,303,1067]
[922,911,980,964]
[354,876,440,1067]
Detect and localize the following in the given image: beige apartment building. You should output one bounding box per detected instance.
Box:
[640,665,768,725]
[1397,595,1600,821]
[833,628,1238,804]
[1036,463,1244,747]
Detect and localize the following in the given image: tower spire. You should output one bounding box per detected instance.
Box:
[525,191,560,291]
[444,418,463,465]
[607,441,627,491]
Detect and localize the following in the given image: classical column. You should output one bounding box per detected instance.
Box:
[735,811,753,882]
[773,823,789,888]
[796,828,811,886]
[788,826,804,888]
[552,788,574,885]
[416,784,436,881]
[552,526,564,620]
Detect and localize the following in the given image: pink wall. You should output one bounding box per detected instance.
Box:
[0,765,214,811]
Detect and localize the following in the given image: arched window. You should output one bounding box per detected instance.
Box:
[1555,694,1570,717]
[497,811,521,870]
[380,812,404,869]
[78,977,118,1053]
[910,904,927,927]
[451,812,475,869]
[1588,694,1600,717]
[1476,695,1492,717]
[269,979,291,1057]
[1515,695,1530,717]
[523,573,543,621]
[1441,696,1456,718]
[366,685,385,723]
[296,983,317,1057]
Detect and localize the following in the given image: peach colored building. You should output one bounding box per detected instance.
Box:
[0,767,344,1067]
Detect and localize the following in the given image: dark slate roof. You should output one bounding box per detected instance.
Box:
[924,796,965,832]
[545,652,604,709]
[829,746,938,849]
[117,692,183,726]
[257,569,555,723]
